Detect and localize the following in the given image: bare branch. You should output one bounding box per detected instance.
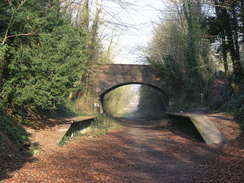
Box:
[6,32,37,39]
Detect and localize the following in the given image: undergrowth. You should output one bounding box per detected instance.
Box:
[0,110,28,144]
[64,99,96,117]
[87,114,120,137]
[222,94,244,123]
[58,114,120,146]
[65,93,99,116]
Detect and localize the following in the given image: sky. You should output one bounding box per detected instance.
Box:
[101,0,164,64]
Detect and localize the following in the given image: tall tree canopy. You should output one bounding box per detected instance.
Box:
[146,0,244,102]
[206,0,244,82]
[0,0,102,115]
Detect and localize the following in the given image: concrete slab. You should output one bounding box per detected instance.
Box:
[166,112,225,144]
[63,116,96,123]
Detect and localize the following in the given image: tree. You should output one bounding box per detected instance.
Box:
[146,0,214,102]
[241,1,244,38]
[206,0,243,83]
[0,0,101,115]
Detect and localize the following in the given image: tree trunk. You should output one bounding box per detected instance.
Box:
[240,0,244,41]
[183,0,197,77]
[221,35,228,74]
[214,0,229,74]
[230,2,242,81]
[219,1,242,82]
[0,45,7,90]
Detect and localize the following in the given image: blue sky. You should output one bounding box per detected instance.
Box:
[101,0,164,64]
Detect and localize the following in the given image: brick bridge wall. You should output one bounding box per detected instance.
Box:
[89,64,169,96]
[75,64,172,114]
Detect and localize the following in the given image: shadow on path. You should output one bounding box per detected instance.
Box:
[0,132,36,181]
[2,114,244,183]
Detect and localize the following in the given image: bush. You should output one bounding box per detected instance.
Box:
[0,110,27,144]
[223,94,244,122]
[0,0,89,115]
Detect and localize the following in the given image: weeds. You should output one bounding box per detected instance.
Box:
[87,114,120,137]
[222,94,244,123]
[0,110,28,144]
[58,114,120,146]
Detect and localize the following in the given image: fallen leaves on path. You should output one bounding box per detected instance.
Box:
[1,113,244,183]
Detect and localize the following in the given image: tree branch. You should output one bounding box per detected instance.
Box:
[6,32,37,39]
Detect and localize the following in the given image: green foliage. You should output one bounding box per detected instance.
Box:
[0,44,8,59]
[146,0,215,104]
[1,25,87,112]
[0,0,105,146]
[223,94,244,122]
[0,110,27,144]
[89,114,118,136]
[58,135,70,146]
[0,44,8,84]
[0,0,95,115]
[58,114,120,146]
[65,94,98,116]
[205,0,243,82]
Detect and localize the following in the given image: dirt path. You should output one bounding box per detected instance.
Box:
[2,115,244,183]
[0,126,221,182]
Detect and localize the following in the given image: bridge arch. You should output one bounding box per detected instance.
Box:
[99,81,169,107]
[85,64,172,113]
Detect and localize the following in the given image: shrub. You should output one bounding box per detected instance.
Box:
[0,110,27,144]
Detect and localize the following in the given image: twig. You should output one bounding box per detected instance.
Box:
[1,0,28,44]
[6,32,37,39]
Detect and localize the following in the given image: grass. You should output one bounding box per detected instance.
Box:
[29,143,42,156]
[58,114,120,146]
[85,114,120,137]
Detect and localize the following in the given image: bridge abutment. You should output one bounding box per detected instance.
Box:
[76,64,170,114]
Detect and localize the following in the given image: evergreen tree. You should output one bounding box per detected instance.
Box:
[0,0,100,115]
[206,0,243,83]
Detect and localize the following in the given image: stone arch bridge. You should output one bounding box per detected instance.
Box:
[82,64,224,145]
[88,64,170,102]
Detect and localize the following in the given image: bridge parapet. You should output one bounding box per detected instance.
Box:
[77,64,170,114]
[89,64,168,96]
